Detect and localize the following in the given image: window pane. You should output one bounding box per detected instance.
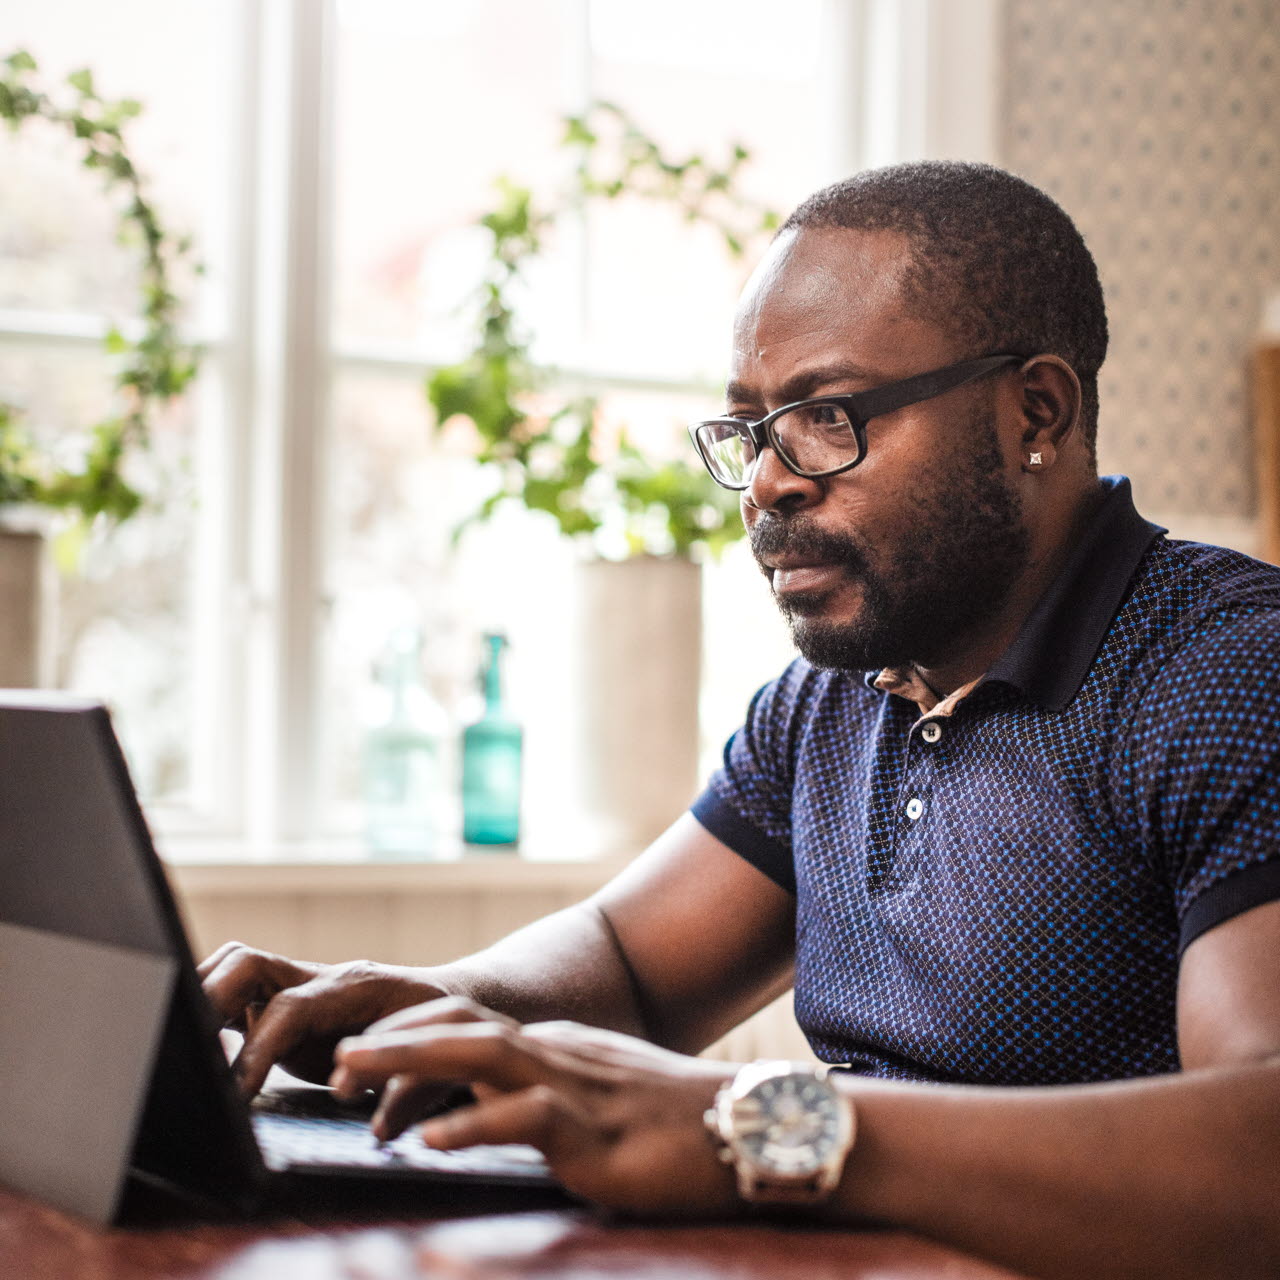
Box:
[324,368,795,850]
[1,1,230,819]
[0,0,224,326]
[322,366,586,851]
[0,342,200,801]
[582,0,829,380]
[332,0,579,355]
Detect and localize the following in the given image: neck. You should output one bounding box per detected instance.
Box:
[912,479,1103,698]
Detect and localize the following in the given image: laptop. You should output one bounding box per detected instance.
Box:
[0,691,561,1224]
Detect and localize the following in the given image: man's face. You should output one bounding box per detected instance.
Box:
[730,227,1029,673]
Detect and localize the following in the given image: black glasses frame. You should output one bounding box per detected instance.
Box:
[688,353,1026,490]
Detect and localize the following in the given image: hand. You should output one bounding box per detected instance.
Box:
[330,996,742,1217]
[198,941,446,1097]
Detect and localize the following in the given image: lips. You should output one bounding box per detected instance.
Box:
[751,517,862,601]
[769,561,846,596]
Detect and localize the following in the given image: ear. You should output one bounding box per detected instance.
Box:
[1016,355,1081,473]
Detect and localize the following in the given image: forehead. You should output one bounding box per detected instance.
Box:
[730,226,954,393]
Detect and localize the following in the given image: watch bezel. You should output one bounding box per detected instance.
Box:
[706,1060,855,1202]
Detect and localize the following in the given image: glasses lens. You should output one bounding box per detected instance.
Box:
[696,421,756,487]
[772,402,859,474]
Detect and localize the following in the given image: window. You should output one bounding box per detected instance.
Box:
[1,0,997,855]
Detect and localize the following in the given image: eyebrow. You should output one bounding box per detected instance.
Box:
[724,361,885,410]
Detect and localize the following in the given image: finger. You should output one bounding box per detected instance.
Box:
[201,953,272,1026]
[365,995,520,1038]
[232,984,327,1097]
[196,939,247,980]
[421,1084,577,1156]
[369,1074,476,1142]
[334,1024,550,1096]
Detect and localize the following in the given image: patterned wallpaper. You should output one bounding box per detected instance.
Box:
[1001,0,1280,522]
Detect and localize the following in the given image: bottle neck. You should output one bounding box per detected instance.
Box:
[482,659,503,715]
[392,643,432,718]
[480,637,506,717]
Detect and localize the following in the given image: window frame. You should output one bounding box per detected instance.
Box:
[0,0,1000,854]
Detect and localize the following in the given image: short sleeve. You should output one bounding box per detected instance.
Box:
[690,658,819,894]
[1122,608,1280,953]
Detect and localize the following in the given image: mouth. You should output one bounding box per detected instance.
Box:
[766,559,848,597]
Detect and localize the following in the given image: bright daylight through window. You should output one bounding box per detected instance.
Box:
[0,0,856,856]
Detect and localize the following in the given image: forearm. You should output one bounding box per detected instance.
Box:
[828,1060,1280,1280]
[419,901,650,1038]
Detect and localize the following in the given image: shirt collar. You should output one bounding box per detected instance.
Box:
[866,476,1166,715]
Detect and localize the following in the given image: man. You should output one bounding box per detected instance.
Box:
[201,163,1280,1279]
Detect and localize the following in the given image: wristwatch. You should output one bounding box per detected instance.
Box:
[703,1060,856,1204]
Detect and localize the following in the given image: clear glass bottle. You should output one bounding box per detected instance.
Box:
[461,632,522,847]
[362,626,447,857]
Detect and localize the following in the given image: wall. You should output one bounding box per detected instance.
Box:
[173,859,815,1063]
[1001,0,1280,544]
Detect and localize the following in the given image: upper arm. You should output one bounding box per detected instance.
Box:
[590,812,796,1055]
[1178,898,1280,1070]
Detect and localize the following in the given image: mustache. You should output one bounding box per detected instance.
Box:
[748,515,868,575]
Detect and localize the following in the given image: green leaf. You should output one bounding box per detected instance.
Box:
[0,54,202,530]
[562,116,596,147]
[423,97,767,555]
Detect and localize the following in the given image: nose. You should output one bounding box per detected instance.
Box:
[742,443,823,516]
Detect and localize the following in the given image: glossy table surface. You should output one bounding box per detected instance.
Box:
[0,1183,1032,1280]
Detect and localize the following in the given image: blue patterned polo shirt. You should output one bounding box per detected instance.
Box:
[692,476,1280,1085]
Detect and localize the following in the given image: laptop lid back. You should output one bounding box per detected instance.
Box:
[0,693,263,1222]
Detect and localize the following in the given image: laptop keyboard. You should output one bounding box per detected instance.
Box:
[250,1092,552,1183]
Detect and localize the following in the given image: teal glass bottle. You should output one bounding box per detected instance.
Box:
[362,627,446,857]
[461,633,522,847]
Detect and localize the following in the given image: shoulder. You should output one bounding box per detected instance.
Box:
[1105,539,1280,710]
[1110,545,1280,800]
[1128,538,1280,626]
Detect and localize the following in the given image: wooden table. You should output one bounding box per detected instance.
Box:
[0,1183,1030,1279]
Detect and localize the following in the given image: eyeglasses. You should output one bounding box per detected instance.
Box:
[688,353,1025,490]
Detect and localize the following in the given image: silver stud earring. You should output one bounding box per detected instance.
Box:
[1028,451,1043,467]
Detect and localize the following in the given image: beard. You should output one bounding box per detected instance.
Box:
[749,407,1029,673]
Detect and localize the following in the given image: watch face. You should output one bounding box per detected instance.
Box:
[731,1074,844,1175]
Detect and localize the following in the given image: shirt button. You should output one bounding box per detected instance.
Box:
[905,796,925,821]
[921,721,942,744]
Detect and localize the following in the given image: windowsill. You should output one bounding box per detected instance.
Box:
[159,836,631,895]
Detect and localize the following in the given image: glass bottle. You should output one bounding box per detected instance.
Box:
[362,626,447,857]
[461,632,522,847]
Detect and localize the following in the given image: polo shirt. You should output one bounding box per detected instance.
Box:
[692,476,1280,1085]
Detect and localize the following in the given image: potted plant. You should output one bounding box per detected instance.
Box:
[0,51,199,685]
[426,103,777,849]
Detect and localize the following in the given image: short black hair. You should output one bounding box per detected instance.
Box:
[781,162,1108,456]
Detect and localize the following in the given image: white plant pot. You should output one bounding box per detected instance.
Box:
[0,528,52,687]
[576,555,701,854]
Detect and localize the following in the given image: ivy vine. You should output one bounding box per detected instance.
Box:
[427,102,778,558]
[0,49,199,525]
